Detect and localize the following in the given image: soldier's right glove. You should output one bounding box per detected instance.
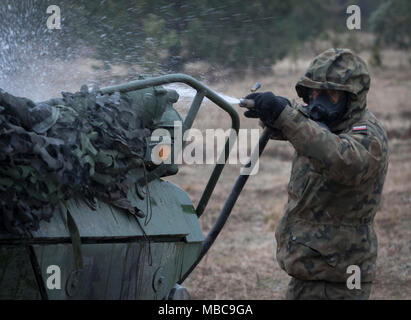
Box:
[243,92,290,126]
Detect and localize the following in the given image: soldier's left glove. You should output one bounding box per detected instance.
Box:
[243,92,290,126]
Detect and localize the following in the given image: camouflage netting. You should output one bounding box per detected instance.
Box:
[0,86,151,235]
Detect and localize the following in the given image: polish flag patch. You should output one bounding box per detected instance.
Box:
[352,125,367,132]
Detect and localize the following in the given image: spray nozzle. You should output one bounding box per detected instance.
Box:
[239,82,261,108]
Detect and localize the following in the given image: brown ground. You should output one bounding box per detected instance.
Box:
[166,49,411,299]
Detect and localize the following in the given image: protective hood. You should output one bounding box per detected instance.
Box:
[295,48,370,132]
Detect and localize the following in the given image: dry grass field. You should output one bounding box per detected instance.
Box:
[166,49,411,299]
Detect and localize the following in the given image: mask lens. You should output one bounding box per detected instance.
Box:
[327,90,341,104]
[307,90,347,126]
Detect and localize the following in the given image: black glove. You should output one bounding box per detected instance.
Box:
[243,92,290,125]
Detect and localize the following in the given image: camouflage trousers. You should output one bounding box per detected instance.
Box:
[285,277,372,300]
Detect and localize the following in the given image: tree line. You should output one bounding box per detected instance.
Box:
[0,0,409,75]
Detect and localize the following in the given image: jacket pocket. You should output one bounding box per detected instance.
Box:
[277,220,345,281]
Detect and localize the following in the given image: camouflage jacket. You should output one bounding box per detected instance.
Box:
[267,49,389,282]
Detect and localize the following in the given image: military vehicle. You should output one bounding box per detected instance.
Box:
[0,74,243,300]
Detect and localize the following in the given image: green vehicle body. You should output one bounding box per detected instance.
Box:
[0,74,240,300]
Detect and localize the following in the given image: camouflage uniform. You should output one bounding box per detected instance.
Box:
[266,49,389,299]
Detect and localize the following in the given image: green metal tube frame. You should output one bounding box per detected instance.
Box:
[100,73,240,217]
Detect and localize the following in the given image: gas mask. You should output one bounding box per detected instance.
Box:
[307,90,348,128]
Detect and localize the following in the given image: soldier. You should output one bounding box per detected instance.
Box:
[243,48,389,299]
